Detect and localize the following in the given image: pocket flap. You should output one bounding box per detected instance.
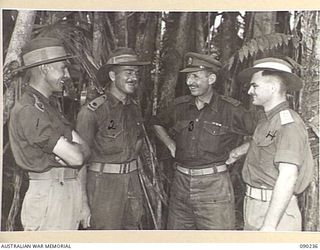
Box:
[203,121,227,136]
[104,129,123,139]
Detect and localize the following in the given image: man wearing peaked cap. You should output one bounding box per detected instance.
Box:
[180,52,222,73]
[152,52,256,230]
[227,56,314,231]
[76,47,149,229]
[9,37,91,231]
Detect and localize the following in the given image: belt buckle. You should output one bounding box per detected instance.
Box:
[261,189,266,202]
[120,162,130,174]
[212,166,217,174]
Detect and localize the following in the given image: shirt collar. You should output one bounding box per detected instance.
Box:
[106,91,131,107]
[189,90,219,112]
[265,101,289,120]
[25,86,50,104]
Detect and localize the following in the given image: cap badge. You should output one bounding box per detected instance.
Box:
[187,57,193,65]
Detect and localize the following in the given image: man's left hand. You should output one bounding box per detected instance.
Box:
[80,201,91,228]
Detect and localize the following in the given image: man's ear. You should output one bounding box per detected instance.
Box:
[39,64,49,75]
[109,70,115,82]
[208,73,217,85]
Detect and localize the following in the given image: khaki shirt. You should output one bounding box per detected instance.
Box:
[76,91,144,164]
[242,101,314,194]
[154,91,256,168]
[9,86,73,172]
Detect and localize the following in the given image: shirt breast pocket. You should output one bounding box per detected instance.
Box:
[255,133,275,147]
[254,134,276,164]
[99,125,124,154]
[203,121,227,136]
[202,121,228,153]
[104,128,123,139]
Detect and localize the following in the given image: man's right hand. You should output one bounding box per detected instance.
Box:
[168,142,176,158]
[225,142,251,165]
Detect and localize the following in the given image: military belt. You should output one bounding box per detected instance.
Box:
[89,160,137,174]
[246,185,273,202]
[176,162,227,176]
[28,168,78,182]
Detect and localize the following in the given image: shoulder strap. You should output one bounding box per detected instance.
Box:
[279,110,294,125]
[174,95,192,105]
[87,95,107,111]
[220,95,241,107]
[32,94,45,112]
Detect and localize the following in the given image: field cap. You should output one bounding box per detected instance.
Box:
[180,52,222,73]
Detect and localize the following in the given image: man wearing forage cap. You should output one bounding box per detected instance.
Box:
[9,37,91,230]
[227,56,314,231]
[76,47,150,229]
[152,52,256,230]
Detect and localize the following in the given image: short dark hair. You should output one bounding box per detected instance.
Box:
[261,70,288,93]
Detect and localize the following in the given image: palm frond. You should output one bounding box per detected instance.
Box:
[225,33,299,70]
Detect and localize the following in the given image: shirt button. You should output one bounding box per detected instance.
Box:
[195,119,199,122]
[192,136,195,140]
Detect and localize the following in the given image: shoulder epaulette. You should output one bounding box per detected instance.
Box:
[279,110,294,125]
[174,95,192,105]
[32,94,45,112]
[87,95,107,111]
[220,95,241,107]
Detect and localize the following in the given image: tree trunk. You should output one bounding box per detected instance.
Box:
[299,11,320,231]
[218,12,242,97]
[92,12,103,65]
[3,10,36,126]
[195,13,206,53]
[158,12,192,121]
[219,12,241,64]
[114,12,128,47]
[135,13,159,116]
[253,11,277,36]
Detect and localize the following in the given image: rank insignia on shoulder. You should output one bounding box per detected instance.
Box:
[221,96,241,106]
[32,94,45,112]
[88,95,107,111]
[279,110,294,125]
[174,95,192,105]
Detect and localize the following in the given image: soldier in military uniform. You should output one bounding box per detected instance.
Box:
[76,47,149,229]
[9,37,91,230]
[153,52,256,230]
[227,57,314,231]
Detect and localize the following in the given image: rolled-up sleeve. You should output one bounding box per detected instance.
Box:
[274,122,305,168]
[76,106,96,147]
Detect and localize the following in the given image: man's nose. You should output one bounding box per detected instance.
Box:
[64,68,71,78]
[248,85,254,95]
[186,77,194,86]
[129,72,138,81]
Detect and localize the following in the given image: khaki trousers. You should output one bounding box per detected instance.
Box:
[21,179,82,231]
[244,195,302,231]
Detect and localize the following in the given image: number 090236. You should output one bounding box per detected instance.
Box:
[299,244,318,248]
